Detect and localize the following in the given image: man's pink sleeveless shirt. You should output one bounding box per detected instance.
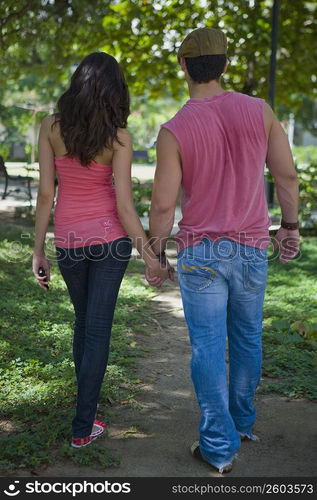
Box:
[54,156,127,248]
[162,91,271,252]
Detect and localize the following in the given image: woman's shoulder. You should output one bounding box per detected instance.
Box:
[117,127,131,140]
[40,114,59,134]
[114,128,132,149]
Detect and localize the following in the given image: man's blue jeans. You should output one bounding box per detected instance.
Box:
[177,237,268,468]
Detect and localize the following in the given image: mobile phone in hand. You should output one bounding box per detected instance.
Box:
[38,266,49,290]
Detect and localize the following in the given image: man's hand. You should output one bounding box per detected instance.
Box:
[273,227,300,263]
[157,252,175,281]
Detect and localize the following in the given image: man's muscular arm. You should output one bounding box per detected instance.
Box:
[264,103,300,263]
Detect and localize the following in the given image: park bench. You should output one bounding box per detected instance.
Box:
[0,155,33,202]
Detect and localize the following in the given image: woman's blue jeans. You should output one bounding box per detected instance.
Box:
[177,237,268,468]
[56,237,132,438]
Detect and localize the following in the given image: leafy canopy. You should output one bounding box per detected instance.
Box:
[1,0,316,107]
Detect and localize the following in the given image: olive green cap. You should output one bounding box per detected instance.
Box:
[178,27,227,60]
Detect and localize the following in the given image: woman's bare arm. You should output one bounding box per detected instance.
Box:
[112,129,170,284]
[32,116,56,288]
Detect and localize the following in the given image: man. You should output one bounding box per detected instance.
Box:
[147,27,300,473]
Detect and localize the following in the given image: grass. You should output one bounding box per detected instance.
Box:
[0,223,316,473]
[0,225,153,474]
[260,238,317,400]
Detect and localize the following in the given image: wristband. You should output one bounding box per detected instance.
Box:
[155,250,166,263]
[281,219,299,230]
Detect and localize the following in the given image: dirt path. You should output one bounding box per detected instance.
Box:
[38,252,316,478]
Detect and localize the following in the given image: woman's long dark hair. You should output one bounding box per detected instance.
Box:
[54,52,130,166]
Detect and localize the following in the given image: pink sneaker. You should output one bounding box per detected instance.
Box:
[71,421,106,448]
[91,420,106,436]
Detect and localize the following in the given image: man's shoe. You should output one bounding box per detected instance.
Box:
[239,431,260,441]
[190,441,234,474]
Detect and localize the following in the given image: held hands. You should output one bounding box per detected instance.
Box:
[273,227,300,263]
[145,256,175,288]
[32,254,50,290]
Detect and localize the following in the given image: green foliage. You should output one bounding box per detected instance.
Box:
[132,179,153,216]
[1,1,316,159]
[0,225,152,473]
[61,442,120,468]
[266,148,317,228]
[293,146,317,165]
[296,162,317,224]
[129,97,181,150]
[0,143,10,161]
[0,104,34,160]
[278,96,317,138]
[0,97,46,162]
[260,238,317,400]
[1,1,316,103]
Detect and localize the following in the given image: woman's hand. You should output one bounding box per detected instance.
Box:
[32,254,51,290]
[145,259,174,288]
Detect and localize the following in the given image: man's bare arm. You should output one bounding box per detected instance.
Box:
[264,103,299,223]
[149,128,182,255]
[264,103,300,262]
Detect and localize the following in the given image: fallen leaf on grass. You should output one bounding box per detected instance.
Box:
[120,399,137,406]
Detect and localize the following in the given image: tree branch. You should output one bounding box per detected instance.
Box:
[0,1,37,29]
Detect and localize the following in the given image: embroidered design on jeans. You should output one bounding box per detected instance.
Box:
[181,262,217,274]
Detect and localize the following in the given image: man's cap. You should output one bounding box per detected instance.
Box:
[177,27,227,60]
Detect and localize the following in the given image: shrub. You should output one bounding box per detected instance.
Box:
[297,162,317,226]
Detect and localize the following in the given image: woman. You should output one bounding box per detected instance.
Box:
[32,52,169,448]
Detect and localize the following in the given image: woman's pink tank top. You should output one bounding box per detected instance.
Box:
[54,156,127,248]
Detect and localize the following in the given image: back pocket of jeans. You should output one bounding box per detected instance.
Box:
[180,259,218,291]
[243,260,268,292]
